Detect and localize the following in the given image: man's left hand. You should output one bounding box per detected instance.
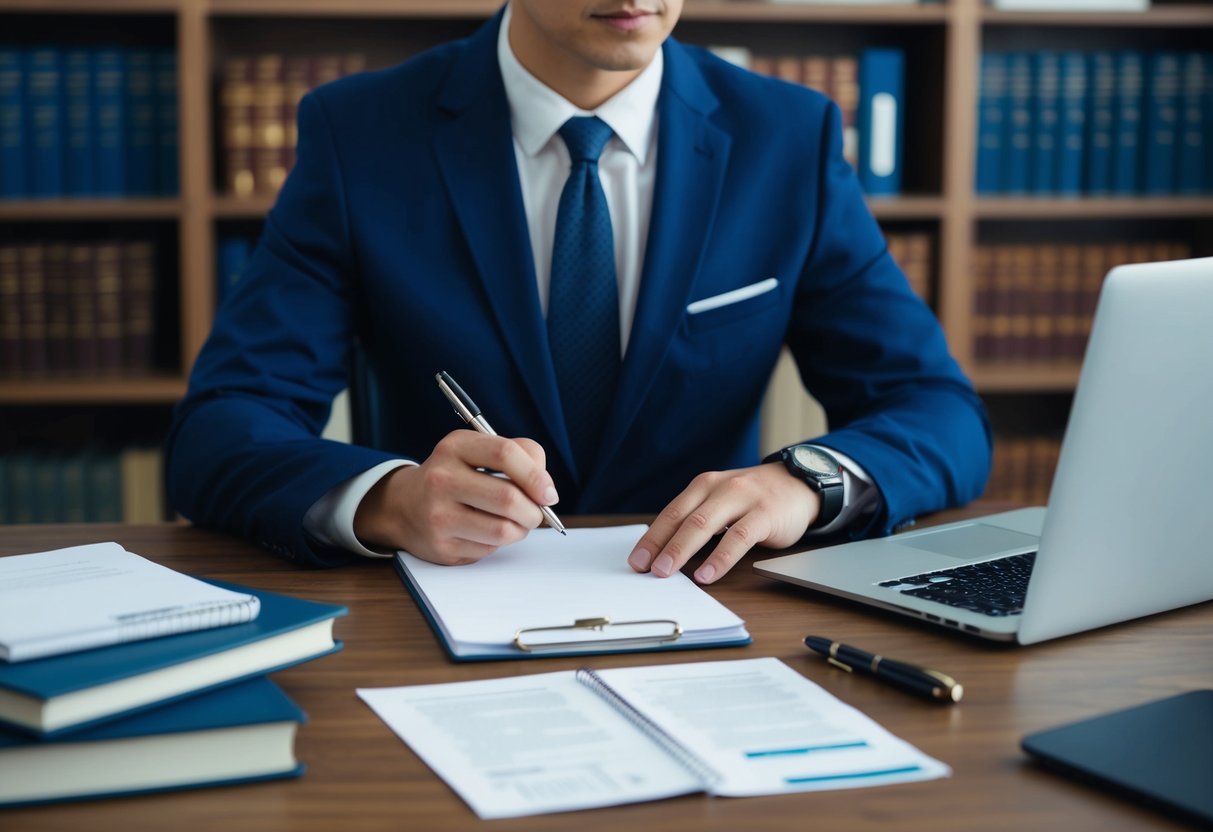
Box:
[627,463,819,584]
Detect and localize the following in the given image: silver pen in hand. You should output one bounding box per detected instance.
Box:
[435,371,567,535]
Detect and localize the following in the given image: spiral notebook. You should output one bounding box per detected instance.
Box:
[0,542,260,663]
[358,657,948,819]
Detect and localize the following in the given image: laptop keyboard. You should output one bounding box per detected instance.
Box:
[877,552,1037,617]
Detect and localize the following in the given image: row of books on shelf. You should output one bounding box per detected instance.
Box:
[0,446,164,525]
[885,230,932,302]
[0,543,347,806]
[984,435,1061,509]
[0,46,177,200]
[977,50,1213,197]
[0,239,159,378]
[971,239,1191,363]
[220,53,366,198]
[710,46,904,195]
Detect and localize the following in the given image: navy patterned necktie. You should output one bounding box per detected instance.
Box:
[547,115,620,479]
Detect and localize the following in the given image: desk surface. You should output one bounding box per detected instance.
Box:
[2,509,1211,832]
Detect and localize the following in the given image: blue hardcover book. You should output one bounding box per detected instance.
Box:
[84,450,123,522]
[155,48,178,195]
[1056,52,1086,196]
[1004,52,1034,195]
[63,48,95,196]
[1143,51,1181,195]
[1085,51,1116,195]
[1176,52,1207,195]
[0,676,305,807]
[0,580,346,736]
[25,47,64,198]
[1031,51,1061,194]
[92,47,126,197]
[1113,50,1145,194]
[1207,51,1213,193]
[0,48,25,199]
[976,52,1008,194]
[857,48,905,196]
[124,48,156,196]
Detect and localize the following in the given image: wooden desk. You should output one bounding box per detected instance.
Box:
[3,511,1210,832]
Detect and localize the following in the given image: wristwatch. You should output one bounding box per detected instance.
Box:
[776,444,845,530]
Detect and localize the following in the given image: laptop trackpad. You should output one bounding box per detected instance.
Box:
[898,523,1040,559]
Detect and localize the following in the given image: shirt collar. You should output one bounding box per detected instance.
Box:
[497,2,662,163]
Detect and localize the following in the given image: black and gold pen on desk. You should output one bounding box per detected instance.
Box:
[805,636,963,704]
[435,370,567,536]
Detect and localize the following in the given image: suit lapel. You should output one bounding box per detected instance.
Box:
[583,42,732,498]
[430,13,575,475]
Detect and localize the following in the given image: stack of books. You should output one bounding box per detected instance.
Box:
[0,542,346,807]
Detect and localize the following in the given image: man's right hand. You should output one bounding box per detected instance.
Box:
[352,430,560,565]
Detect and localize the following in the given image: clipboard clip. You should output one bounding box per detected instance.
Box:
[514,617,683,653]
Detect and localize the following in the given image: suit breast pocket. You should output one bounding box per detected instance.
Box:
[684,277,781,335]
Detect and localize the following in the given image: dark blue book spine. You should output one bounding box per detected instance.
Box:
[1004,52,1033,195]
[0,49,25,199]
[1112,50,1145,195]
[1085,51,1116,196]
[155,48,178,195]
[1031,51,1060,194]
[124,48,156,196]
[93,47,126,197]
[1176,52,1207,195]
[1056,51,1086,196]
[63,49,95,197]
[25,48,65,198]
[1143,51,1181,195]
[1207,51,1213,194]
[976,52,1007,195]
[856,48,905,196]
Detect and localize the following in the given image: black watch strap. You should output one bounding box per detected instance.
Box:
[766,445,846,530]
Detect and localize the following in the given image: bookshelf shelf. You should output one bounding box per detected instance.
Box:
[211,195,276,220]
[682,1,950,24]
[0,0,181,12]
[868,195,947,219]
[981,6,1213,27]
[0,377,187,405]
[975,197,1213,220]
[0,199,183,222]
[970,364,1082,393]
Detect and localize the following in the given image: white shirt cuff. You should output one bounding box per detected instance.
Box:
[804,447,880,536]
[302,459,418,559]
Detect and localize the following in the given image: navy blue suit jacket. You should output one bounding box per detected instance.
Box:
[167,13,991,566]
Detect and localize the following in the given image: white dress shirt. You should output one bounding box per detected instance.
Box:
[303,4,876,557]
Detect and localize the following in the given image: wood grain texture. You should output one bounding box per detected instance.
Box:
[2,509,1209,831]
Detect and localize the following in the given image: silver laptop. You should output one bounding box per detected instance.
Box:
[754,257,1213,644]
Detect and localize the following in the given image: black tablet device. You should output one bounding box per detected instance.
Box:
[1022,690,1213,826]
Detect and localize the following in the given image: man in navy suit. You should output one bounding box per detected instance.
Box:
[167,1,991,580]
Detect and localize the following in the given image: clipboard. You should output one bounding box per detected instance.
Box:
[391,525,751,662]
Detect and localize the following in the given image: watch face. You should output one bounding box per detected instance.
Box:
[792,445,839,477]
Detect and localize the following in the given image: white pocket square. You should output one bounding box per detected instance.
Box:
[686,278,779,315]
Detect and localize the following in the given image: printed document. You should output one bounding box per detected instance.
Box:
[358,656,949,819]
[0,542,260,662]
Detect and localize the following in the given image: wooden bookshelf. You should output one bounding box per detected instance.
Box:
[2,0,1211,493]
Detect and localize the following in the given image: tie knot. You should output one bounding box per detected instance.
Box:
[559,116,614,163]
